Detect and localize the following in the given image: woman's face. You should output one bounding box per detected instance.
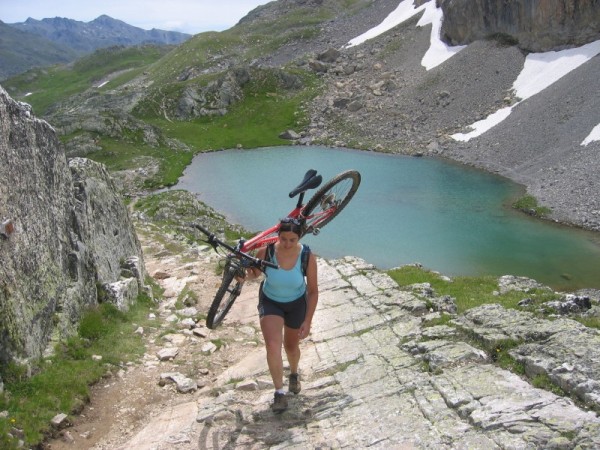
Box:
[278,231,300,250]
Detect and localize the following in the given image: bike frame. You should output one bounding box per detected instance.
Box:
[240,204,304,253]
[239,190,335,253]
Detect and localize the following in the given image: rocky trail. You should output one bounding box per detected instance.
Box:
[45,225,600,449]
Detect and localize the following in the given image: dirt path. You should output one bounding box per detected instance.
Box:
[41,220,600,449]
[44,227,267,449]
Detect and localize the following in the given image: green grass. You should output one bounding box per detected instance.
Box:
[513,195,552,218]
[576,316,600,329]
[114,67,320,187]
[390,264,600,403]
[387,265,561,314]
[142,8,327,86]
[531,373,566,396]
[0,292,157,449]
[79,135,194,188]
[421,313,454,328]
[3,45,171,115]
[143,31,243,85]
[140,68,320,151]
[4,14,324,193]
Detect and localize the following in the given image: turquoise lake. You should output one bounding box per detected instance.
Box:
[171,146,600,290]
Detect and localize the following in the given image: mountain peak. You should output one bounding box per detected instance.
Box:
[91,15,124,25]
[2,14,191,80]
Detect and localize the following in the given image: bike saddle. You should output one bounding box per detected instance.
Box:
[289,169,322,198]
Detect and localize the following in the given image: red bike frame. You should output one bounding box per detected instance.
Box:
[241,197,333,252]
[241,205,305,252]
[239,169,335,253]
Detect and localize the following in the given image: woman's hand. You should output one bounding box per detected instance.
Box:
[234,269,247,283]
[236,267,260,283]
[298,321,311,340]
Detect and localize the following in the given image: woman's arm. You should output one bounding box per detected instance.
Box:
[299,252,318,339]
[239,246,267,281]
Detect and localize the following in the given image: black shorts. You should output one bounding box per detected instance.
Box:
[258,287,307,329]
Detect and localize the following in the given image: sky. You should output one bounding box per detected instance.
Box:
[0,0,272,34]
[347,0,600,147]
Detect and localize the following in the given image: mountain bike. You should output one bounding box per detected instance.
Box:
[190,168,361,329]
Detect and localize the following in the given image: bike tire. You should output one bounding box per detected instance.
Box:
[206,261,243,329]
[301,170,361,235]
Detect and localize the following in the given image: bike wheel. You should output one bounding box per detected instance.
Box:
[301,170,361,235]
[206,260,243,329]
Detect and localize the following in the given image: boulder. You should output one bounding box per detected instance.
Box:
[279,129,301,140]
[441,0,600,52]
[0,86,145,366]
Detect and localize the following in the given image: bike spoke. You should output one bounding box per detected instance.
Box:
[301,170,360,235]
[304,208,335,228]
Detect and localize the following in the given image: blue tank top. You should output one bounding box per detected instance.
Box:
[263,245,307,303]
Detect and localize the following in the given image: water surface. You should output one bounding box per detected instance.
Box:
[172,146,600,290]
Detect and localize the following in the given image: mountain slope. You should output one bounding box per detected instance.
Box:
[10,15,191,53]
[1,15,191,80]
[0,20,79,80]
[2,0,599,232]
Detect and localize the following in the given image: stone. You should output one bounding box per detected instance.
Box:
[309,59,329,73]
[193,326,210,338]
[179,318,196,329]
[201,342,218,354]
[236,379,259,391]
[102,278,139,311]
[279,129,301,140]
[50,413,70,429]
[157,347,179,361]
[160,372,197,393]
[317,48,341,63]
[179,307,198,317]
[0,86,145,365]
[162,334,187,346]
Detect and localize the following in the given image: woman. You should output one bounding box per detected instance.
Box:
[241,217,318,412]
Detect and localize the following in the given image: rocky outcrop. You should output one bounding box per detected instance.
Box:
[441,0,600,52]
[175,67,304,120]
[0,85,146,366]
[81,233,600,449]
[176,67,251,119]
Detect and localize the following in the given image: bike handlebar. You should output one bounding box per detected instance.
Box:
[188,223,278,270]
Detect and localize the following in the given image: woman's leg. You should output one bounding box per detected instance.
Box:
[283,325,301,374]
[260,314,285,390]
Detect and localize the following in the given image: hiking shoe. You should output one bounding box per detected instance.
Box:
[289,373,301,394]
[272,392,288,413]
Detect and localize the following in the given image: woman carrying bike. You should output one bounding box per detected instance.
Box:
[241,217,318,413]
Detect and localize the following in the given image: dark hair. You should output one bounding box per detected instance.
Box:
[279,217,304,237]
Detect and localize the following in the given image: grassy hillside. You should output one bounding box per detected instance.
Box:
[1,0,378,189]
[2,45,173,116]
[2,12,330,189]
[82,67,320,189]
[137,68,320,146]
[0,21,79,81]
